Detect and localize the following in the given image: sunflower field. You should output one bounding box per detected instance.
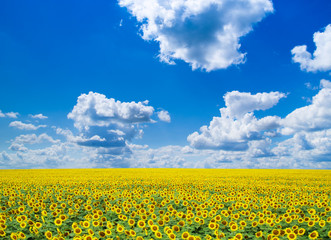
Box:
[0,169,330,240]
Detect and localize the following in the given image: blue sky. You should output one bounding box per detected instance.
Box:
[1,0,331,169]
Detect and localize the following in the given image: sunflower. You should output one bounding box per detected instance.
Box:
[16,216,22,223]
[35,222,42,228]
[168,233,176,239]
[154,231,162,239]
[128,219,135,226]
[182,232,189,239]
[45,231,52,239]
[107,221,113,229]
[87,229,94,235]
[124,230,131,236]
[33,227,39,234]
[287,232,297,240]
[319,220,326,227]
[172,225,180,232]
[10,233,18,240]
[208,222,216,230]
[116,224,124,232]
[308,231,318,239]
[99,231,106,238]
[54,218,62,226]
[307,220,315,227]
[20,222,27,229]
[74,227,82,235]
[18,232,26,239]
[285,217,292,224]
[27,220,34,226]
[59,214,67,221]
[285,228,292,235]
[82,220,90,228]
[146,219,152,226]
[258,218,265,225]
[104,229,112,236]
[215,215,222,221]
[255,231,263,238]
[230,223,238,231]
[239,220,246,227]
[151,225,159,232]
[85,205,92,211]
[137,220,146,228]
[235,233,243,240]
[272,229,280,236]
[163,215,170,222]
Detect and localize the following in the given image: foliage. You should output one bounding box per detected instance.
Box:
[0,169,331,240]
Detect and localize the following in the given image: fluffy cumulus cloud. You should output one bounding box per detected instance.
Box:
[281,81,331,134]
[68,92,154,130]
[9,121,47,130]
[67,92,168,152]
[119,0,273,71]
[3,82,331,169]
[187,80,331,168]
[187,91,285,150]
[221,91,286,118]
[157,110,171,122]
[292,24,331,72]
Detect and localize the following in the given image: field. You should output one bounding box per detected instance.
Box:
[0,169,330,240]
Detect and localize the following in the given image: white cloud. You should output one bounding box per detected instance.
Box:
[29,113,48,119]
[320,79,331,89]
[6,112,19,118]
[3,82,331,169]
[186,80,331,168]
[119,0,273,71]
[9,121,47,130]
[0,151,12,163]
[8,143,28,152]
[292,24,331,72]
[0,110,19,118]
[68,92,155,131]
[187,91,284,150]
[67,92,168,152]
[188,113,281,151]
[157,110,171,122]
[281,80,331,134]
[129,145,191,168]
[11,133,59,145]
[221,91,286,118]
